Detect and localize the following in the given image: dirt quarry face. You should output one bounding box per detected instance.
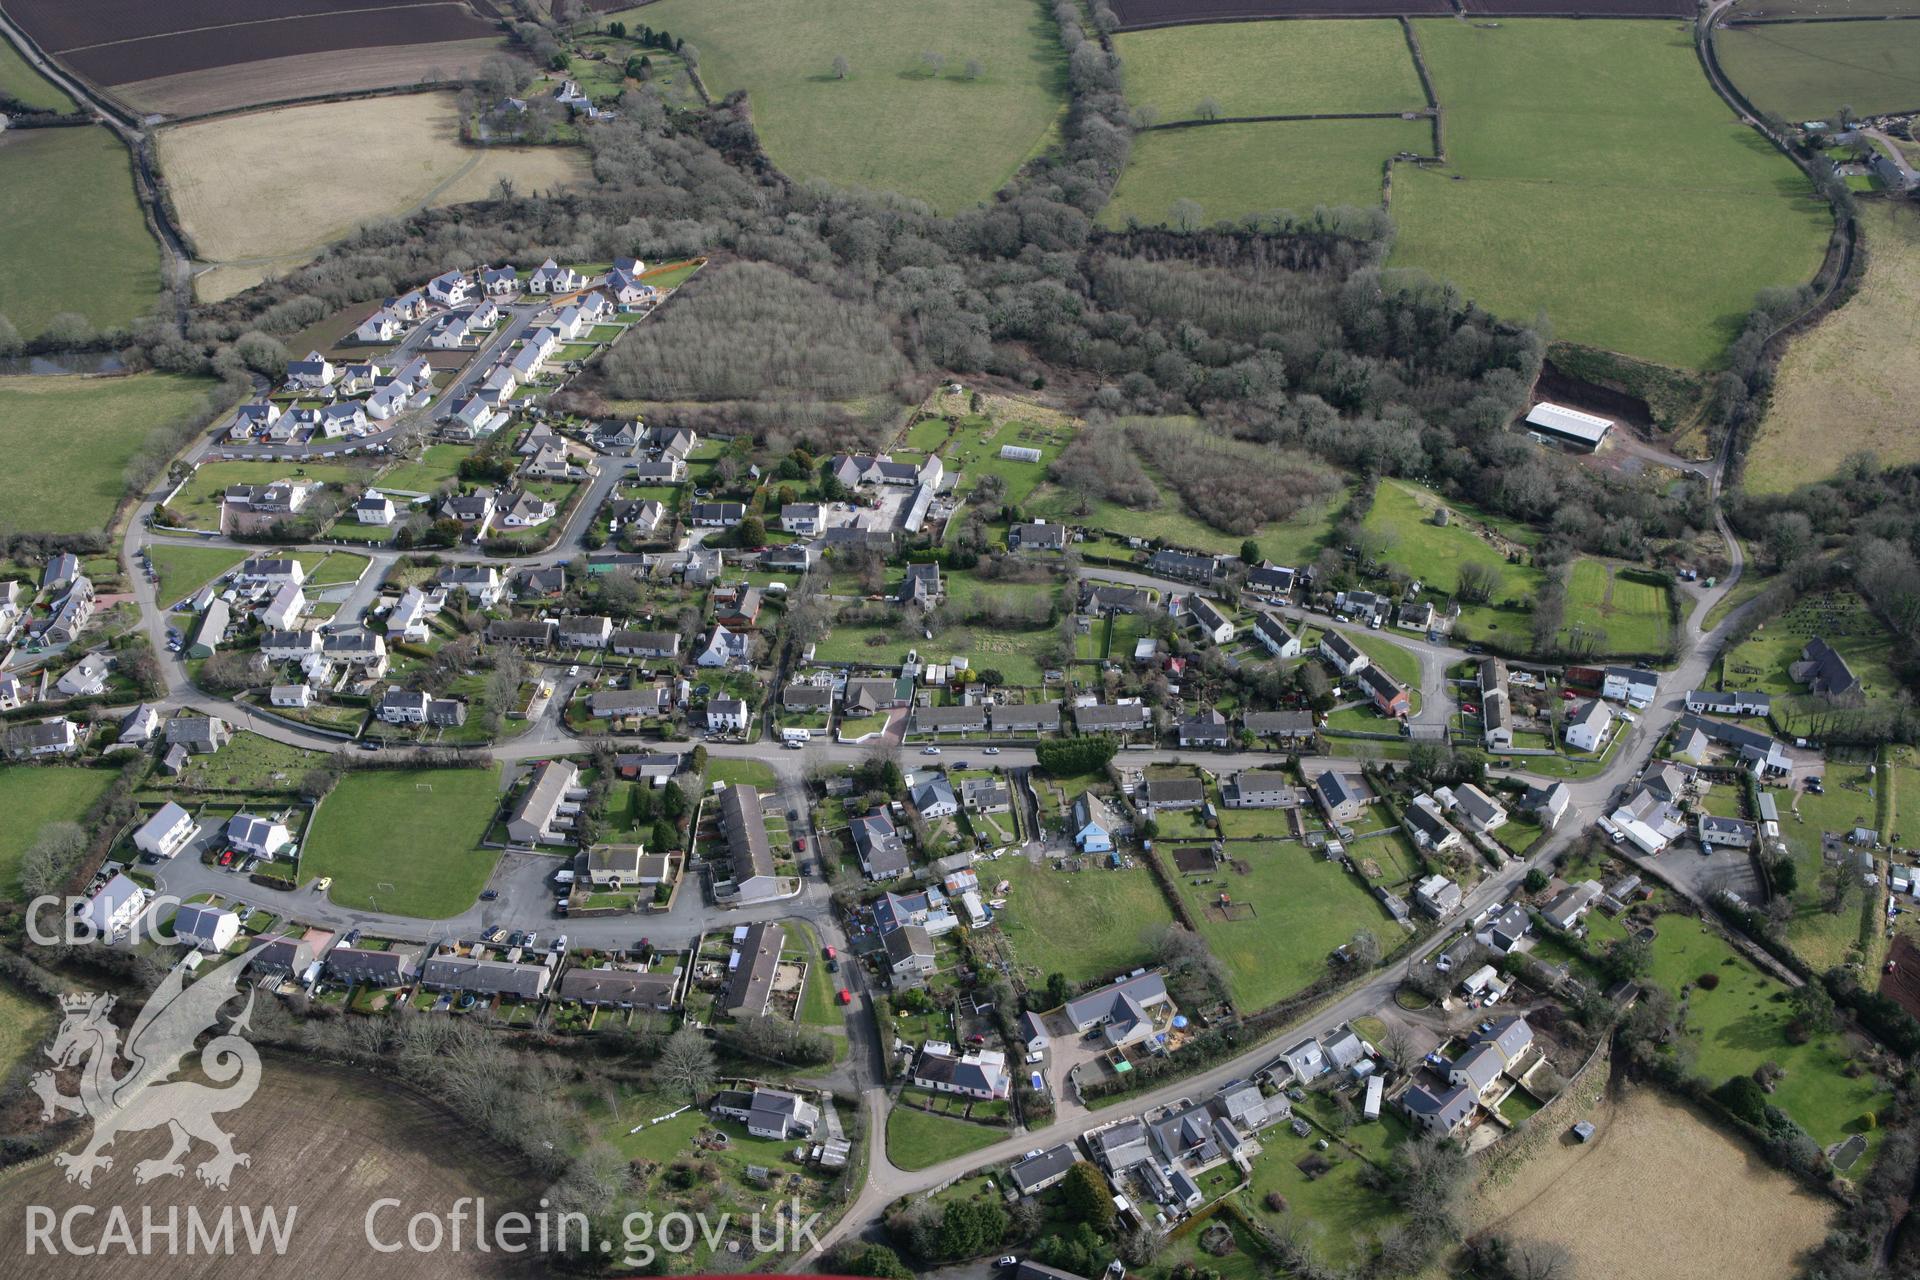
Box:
[1476,1086,1832,1280]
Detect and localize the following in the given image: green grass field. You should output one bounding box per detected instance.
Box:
[996,858,1175,988]
[301,768,503,917]
[1363,479,1542,645]
[1716,20,1920,121]
[1115,20,1425,121]
[378,444,472,493]
[1104,118,1424,228]
[1565,559,1674,656]
[1241,1094,1405,1265]
[0,127,164,337]
[1647,914,1887,1152]
[1388,21,1831,370]
[1171,841,1390,1011]
[885,1103,1004,1171]
[0,767,115,896]
[814,616,1055,686]
[0,374,216,534]
[0,37,76,112]
[609,0,1065,213]
[148,544,245,607]
[167,459,371,529]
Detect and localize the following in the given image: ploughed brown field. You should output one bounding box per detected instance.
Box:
[1459,0,1692,13]
[1109,0,1451,24]
[0,1059,547,1279]
[12,0,497,86]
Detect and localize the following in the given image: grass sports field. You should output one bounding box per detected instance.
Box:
[1388,21,1830,370]
[1169,842,1389,1011]
[1647,914,1886,1152]
[1476,1087,1831,1280]
[1716,20,1920,121]
[301,768,502,917]
[996,858,1174,987]
[1565,559,1673,656]
[0,374,216,534]
[0,36,76,112]
[0,766,115,896]
[0,127,163,337]
[1114,20,1425,120]
[610,0,1065,214]
[1746,202,1920,493]
[1104,118,1424,227]
[158,93,589,302]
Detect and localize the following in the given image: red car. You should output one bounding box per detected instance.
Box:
[1560,690,1577,701]
[1461,703,1479,715]
[837,988,853,1005]
[218,849,234,867]
[824,945,837,961]
[795,837,808,852]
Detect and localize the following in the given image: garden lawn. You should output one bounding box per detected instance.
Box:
[167,459,369,530]
[1104,118,1423,227]
[149,544,246,608]
[1115,20,1425,120]
[1026,469,1344,564]
[0,766,116,895]
[706,757,776,790]
[1716,20,1920,122]
[1389,20,1830,370]
[608,0,1065,214]
[0,127,164,337]
[1647,914,1887,1153]
[302,550,372,586]
[996,858,1175,988]
[1172,841,1392,1011]
[815,618,1053,686]
[1564,559,1673,657]
[885,1103,1003,1171]
[0,374,216,535]
[157,731,324,794]
[1239,1097,1405,1266]
[301,768,503,917]
[0,37,76,111]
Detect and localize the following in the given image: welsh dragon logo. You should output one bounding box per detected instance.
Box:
[32,948,263,1189]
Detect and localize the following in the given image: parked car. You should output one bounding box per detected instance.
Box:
[480,889,498,900]
[922,746,941,755]
[796,837,807,852]
[837,988,853,1005]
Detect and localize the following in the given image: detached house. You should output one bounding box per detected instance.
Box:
[527,258,584,294]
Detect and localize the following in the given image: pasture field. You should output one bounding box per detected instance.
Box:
[1025,463,1344,564]
[885,1104,1005,1171]
[166,458,372,529]
[0,36,76,111]
[0,1061,544,1280]
[1110,0,1452,21]
[1647,913,1887,1151]
[1114,20,1425,120]
[1104,117,1423,226]
[0,374,215,534]
[1388,21,1831,370]
[0,981,51,1077]
[1770,758,1881,969]
[995,858,1176,988]
[160,94,590,302]
[608,0,1066,214]
[148,544,246,608]
[301,767,502,917]
[1564,559,1674,656]
[1746,202,1920,493]
[0,127,163,338]
[1167,840,1391,1011]
[1475,1086,1832,1280]
[1717,20,1920,121]
[0,766,116,896]
[1363,478,1543,644]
